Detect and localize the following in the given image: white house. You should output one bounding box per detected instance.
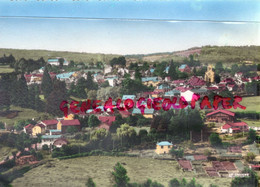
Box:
[41,135,62,148]
[180,90,194,102]
[104,65,112,74]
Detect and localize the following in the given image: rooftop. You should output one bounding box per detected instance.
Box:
[157,141,173,146]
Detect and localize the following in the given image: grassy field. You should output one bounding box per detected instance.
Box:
[11,156,232,187]
[241,119,260,127]
[0,106,52,126]
[0,65,14,73]
[229,96,260,113]
[0,145,17,162]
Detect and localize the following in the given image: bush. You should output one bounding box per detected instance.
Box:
[209,133,222,147]
[86,178,96,187]
[42,144,49,151]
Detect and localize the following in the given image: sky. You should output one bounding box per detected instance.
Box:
[0,0,259,55]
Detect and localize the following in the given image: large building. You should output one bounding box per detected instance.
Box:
[206,110,235,123]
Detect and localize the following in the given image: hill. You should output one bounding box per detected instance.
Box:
[0,48,119,64]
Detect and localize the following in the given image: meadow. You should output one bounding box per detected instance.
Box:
[0,106,52,126]
[229,96,260,113]
[11,156,232,187]
[0,65,14,73]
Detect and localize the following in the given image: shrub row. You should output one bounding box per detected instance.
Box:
[235,111,260,120]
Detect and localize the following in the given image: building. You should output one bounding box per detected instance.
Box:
[141,77,160,87]
[47,58,69,66]
[32,124,45,136]
[205,65,215,83]
[155,141,173,154]
[41,135,62,148]
[40,119,58,130]
[178,160,193,171]
[132,108,155,118]
[187,76,205,87]
[221,122,249,134]
[57,119,81,134]
[98,116,116,130]
[53,138,68,148]
[179,64,191,73]
[206,110,235,123]
[23,124,34,134]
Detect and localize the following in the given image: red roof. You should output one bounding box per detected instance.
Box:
[222,161,237,170]
[231,127,240,131]
[222,124,232,129]
[98,116,116,126]
[212,161,226,171]
[187,76,205,87]
[251,165,260,168]
[194,155,207,161]
[228,146,242,153]
[206,110,235,117]
[231,122,248,127]
[178,160,192,170]
[175,87,192,92]
[119,110,131,118]
[24,124,34,129]
[60,119,80,126]
[173,80,186,84]
[41,119,58,126]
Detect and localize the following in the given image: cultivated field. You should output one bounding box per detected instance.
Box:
[12,156,232,187]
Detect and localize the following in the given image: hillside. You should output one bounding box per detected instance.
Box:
[0,46,259,65]
[0,48,119,64]
[133,46,260,65]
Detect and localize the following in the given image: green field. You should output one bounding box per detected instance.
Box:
[0,65,14,73]
[0,106,52,126]
[0,145,17,162]
[229,96,260,113]
[241,119,260,127]
[11,156,232,187]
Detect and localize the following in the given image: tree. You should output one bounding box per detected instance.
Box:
[215,61,224,74]
[247,129,256,143]
[112,162,130,187]
[245,152,256,162]
[86,72,98,91]
[58,58,65,69]
[168,61,178,80]
[42,144,49,151]
[87,90,97,100]
[86,178,96,187]
[209,133,222,147]
[169,178,180,187]
[214,74,221,83]
[46,80,67,116]
[90,128,108,141]
[41,67,53,99]
[231,168,258,187]
[88,115,100,128]
[66,126,78,134]
[117,123,137,147]
[0,122,5,129]
[170,147,184,159]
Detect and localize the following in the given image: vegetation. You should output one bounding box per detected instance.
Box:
[231,168,258,187]
[86,178,96,187]
[112,162,130,187]
[209,133,222,147]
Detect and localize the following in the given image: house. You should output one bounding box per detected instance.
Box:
[40,119,58,130]
[98,116,116,130]
[206,110,235,123]
[56,72,75,81]
[105,76,118,87]
[155,141,173,154]
[57,119,81,134]
[32,124,45,136]
[141,77,160,87]
[221,122,249,134]
[23,124,34,134]
[41,135,62,148]
[53,138,68,148]
[179,64,191,73]
[132,108,154,118]
[164,89,181,97]
[47,58,69,66]
[205,65,215,83]
[49,129,62,135]
[187,76,205,87]
[122,95,136,101]
[178,160,193,171]
[180,90,194,102]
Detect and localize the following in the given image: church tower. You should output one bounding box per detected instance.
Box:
[205,65,215,83]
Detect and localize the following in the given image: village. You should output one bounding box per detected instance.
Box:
[0,47,260,187]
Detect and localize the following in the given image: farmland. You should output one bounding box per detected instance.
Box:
[11,156,232,187]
